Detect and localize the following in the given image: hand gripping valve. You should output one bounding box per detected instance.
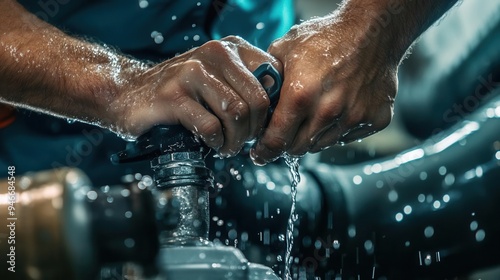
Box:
[111,63,282,280]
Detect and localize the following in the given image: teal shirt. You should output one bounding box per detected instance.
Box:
[18,0,295,60]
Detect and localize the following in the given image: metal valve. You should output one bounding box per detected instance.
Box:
[110,63,282,245]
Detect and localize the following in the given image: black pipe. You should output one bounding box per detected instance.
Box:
[210,94,500,279]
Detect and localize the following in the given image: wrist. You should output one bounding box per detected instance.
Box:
[336,0,409,66]
[336,0,459,65]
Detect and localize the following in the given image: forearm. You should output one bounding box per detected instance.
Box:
[0,0,147,129]
[337,0,459,64]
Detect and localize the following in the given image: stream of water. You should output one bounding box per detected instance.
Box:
[283,154,301,280]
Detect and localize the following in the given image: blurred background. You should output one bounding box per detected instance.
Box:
[1,0,499,279]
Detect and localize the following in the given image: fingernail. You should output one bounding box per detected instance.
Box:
[250,148,267,166]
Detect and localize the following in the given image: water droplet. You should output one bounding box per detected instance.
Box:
[106,196,114,203]
[443,173,455,186]
[120,189,130,197]
[193,35,200,41]
[171,15,177,21]
[154,35,164,44]
[470,220,478,231]
[199,252,206,259]
[432,200,441,209]
[86,190,98,201]
[372,163,382,173]
[475,229,485,242]
[424,226,434,238]
[424,254,432,266]
[279,234,285,242]
[196,2,201,6]
[256,22,265,30]
[442,194,450,203]
[138,0,148,8]
[150,31,160,38]
[124,238,135,248]
[395,212,403,222]
[438,166,447,175]
[419,172,427,180]
[101,185,110,193]
[241,232,249,242]
[193,219,202,228]
[124,211,132,218]
[66,118,76,124]
[228,229,237,240]
[333,240,340,249]
[353,175,363,185]
[475,166,483,177]
[347,225,356,238]
[376,180,384,188]
[404,205,412,215]
[388,190,398,202]
[364,240,374,253]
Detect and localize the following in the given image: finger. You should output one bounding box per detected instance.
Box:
[220,36,282,137]
[309,124,343,153]
[338,123,376,144]
[191,68,250,156]
[193,40,275,155]
[174,97,224,150]
[337,101,393,144]
[290,120,341,155]
[220,58,271,141]
[285,96,343,155]
[250,87,310,165]
[222,36,283,75]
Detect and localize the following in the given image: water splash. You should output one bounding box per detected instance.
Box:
[283,154,301,280]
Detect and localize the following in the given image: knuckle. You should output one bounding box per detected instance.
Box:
[288,80,321,108]
[201,40,231,58]
[198,117,220,138]
[183,59,205,76]
[316,106,342,126]
[268,39,281,53]
[221,35,244,44]
[253,90,271,112]
[226,98,248,119]
[290,88,313,108]
[170,90,190,105]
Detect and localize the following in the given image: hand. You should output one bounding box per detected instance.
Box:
[109,36,282,157]
[250,13,398,165]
